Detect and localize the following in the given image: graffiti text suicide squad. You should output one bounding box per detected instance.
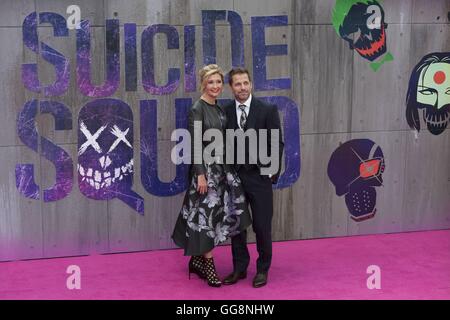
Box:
[16,10,301,214]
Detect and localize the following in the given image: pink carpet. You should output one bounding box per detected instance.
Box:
[1,230,449,300]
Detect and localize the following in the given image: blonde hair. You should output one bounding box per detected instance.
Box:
[199,64,224,92]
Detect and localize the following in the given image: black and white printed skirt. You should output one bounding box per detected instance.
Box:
[172,164,252,256]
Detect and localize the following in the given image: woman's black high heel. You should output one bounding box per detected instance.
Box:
[203,257,222,287]
[188,255,205,279]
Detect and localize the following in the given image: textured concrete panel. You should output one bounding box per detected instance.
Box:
[0,0,36,27]
[0,146,43,261]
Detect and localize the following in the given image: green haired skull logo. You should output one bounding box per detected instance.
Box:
[332,0,393,71]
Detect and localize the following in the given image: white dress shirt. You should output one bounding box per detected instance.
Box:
[235,94,252,129]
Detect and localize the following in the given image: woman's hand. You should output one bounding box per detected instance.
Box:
[197,174,208,194]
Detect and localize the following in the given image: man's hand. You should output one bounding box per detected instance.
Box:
[270,174,279,184]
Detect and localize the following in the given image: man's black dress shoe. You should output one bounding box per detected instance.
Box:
[252,273,268,288]
[222,271,247,285]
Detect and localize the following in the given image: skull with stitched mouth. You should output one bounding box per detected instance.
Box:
[406,53,450,136]
[335,0,388,62]
[78,99,134,199]
[328,139,386,222]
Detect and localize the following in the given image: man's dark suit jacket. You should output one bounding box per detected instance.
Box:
[224,97,284,183]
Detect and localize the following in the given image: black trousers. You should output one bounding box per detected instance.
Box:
[231,165,273,274]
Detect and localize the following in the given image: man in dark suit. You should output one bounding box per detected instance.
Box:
[223,68,284,288]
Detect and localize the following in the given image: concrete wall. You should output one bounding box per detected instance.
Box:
[0,0,449,261]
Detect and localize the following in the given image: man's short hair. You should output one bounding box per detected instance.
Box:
[228,67,252,85]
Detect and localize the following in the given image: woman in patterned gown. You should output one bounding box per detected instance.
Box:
[172,64,251,287]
